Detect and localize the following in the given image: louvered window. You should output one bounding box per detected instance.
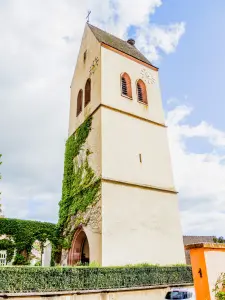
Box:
[76,89,83,116]
[137,80,147,104]
[121,73,132,98]
[121,77,128,96]
[137,83,143,102]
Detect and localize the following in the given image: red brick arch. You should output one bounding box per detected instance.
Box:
[68,226,90,265]
[136,79,147,104]
[121,72,132,98]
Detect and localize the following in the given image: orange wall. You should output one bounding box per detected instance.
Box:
[190,248,211,300]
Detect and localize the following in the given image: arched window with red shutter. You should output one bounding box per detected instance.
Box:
[136,79,147,104]
[85,78,91,107]
[76,89,83,116]
[121,73,132,99]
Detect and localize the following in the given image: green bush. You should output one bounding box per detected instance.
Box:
[216,293,225,300]
[214,273,225,299]
[0,266,193,293]
[12,254,29,265]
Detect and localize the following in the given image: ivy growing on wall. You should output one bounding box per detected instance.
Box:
[57,116,101,247]
[0,218,58,265]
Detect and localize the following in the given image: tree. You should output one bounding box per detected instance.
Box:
[213,236,225,243]
[0,154,3,217]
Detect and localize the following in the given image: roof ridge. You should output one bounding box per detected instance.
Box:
[183,235,215,237]
[88,23,131,46]
[87,23,156,69]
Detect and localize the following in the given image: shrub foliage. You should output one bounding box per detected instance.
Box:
[214,273,225,299]
[0,266,193,293]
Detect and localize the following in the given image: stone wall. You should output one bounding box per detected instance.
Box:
[0,284,194,300]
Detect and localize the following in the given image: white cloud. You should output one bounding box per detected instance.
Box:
[90,0,185,62]
[0,0,185,223]
[167,105,225,236]
[96,0,185,61]
[90,0,163,39]
[167,97,180,105]
[136,22,185,61]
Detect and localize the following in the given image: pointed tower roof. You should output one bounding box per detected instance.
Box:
[88,24,156,69]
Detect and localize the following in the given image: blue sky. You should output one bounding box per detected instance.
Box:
[159,0,225,128]
[1,0,225,236]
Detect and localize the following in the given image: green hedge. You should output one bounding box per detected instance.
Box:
[0,266,193,293]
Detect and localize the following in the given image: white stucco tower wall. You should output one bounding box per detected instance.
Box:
[68,23,185,266]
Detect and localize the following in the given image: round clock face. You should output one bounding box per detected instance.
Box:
[140,68,156,84]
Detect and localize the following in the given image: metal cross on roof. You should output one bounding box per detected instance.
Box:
[86,10,91,23]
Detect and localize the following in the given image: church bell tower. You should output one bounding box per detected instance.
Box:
[64,23,185,266]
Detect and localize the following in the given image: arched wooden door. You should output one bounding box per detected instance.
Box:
[68,227,90,265]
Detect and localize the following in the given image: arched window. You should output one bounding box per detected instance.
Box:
[85,78,91,107]
[137,80,147,104]
[121,73,132,98]
[76,89,83,116]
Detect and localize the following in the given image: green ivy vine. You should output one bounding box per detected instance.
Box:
[57,116,101,248]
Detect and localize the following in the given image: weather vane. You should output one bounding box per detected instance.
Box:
[86,10,91,23]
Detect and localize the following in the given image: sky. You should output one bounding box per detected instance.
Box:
[1,0,225,236]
